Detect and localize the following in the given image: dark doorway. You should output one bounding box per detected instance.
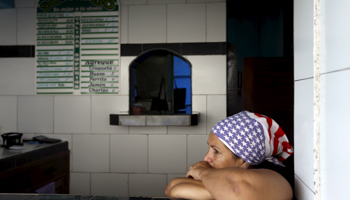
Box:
[226,0,295,196]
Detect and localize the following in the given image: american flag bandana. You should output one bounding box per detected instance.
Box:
[211,111,293,167]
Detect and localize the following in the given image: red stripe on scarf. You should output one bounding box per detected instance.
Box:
[272,127,285,156]
[278,157,286,162]
[254,113,272,141]
[281,141,293,155]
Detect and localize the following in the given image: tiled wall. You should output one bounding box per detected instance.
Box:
[295,0,350,199]
[0,0,226,197]
[319,0,350,199]
[293,0,315,199]
[120,0,226,43]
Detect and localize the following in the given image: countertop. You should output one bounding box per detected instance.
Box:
[0,194,185,200]
[0,141,68,172]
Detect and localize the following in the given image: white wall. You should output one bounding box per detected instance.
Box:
[294,0,350,199]
[293,0,315,199]
[319,0,350,199]
[0,0,226,197]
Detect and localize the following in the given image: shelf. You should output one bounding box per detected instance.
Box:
[110,112,199,126]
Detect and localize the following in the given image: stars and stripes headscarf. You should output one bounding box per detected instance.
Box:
[211,111,293,167]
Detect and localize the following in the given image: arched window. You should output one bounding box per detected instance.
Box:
[129,49,192,115]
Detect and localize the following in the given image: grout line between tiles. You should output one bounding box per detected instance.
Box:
[320,67,350,75]
[127,5,129,44]
[147,134,149,173]
[16,96,18,132]
[127,173,130,196]
[53,96,55,134]
[89,172,92,195]
[166,4,168,43]
[295,77,314,82]
[186,134,188,171]
[90,96,92,134]
[16,8,18,45]
[109,134,111,173]
[295,174,315,194]
[205,95,208,135]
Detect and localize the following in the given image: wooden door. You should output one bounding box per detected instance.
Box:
[242,57,294,192]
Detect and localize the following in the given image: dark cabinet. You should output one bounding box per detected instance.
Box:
[0,142,69,194]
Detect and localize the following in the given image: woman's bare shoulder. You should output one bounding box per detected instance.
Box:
[239,168,293,200]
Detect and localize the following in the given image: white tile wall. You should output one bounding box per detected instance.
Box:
[0,58,36,95]
[91,173,128,196]
[54,96,91,134]
[168,95,207,134]
[91,96,129,134]
[72,134,109,172]
[295,175,314,200]
[129,5,167,43]
[167,4,206,43]
[18,96,54,134]
[322,0,350,74]
[120,0,147,5]
[206,3,226,42]
[294,79,314,192]
[187,135,209,168]
[70,173,91,195]
[0,1,231,198]
[0,96,17,133]
[189,55,226,95]
[17,8,36,45]
[320,70,350,199]
[129,174,167,197]
[120,5,128,43]
[294,0,315,199]
[110,135,148,173]
[129,126,167,134]
[148,0,186,4]
[0,9,16,45]
[149,135,187,173]
[120,57,135,95]
[15,0,37,7]
[206,95,226,133]
[294,0,314,80]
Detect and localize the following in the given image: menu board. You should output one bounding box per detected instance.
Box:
[36,0,120,94]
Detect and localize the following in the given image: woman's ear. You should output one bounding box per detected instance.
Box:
[241,162,250,169]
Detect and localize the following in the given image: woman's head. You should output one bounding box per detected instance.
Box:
[209,111,293,167]
[204,132,250,169]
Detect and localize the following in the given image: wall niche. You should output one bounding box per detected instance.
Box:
[129,49,191,115]
[110,49,199,126]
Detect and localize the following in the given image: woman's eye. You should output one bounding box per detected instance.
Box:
[214,149,219,154]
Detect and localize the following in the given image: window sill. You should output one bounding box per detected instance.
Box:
[110,112,199,126]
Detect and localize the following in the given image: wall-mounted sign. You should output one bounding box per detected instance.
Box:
[36,0,120,94]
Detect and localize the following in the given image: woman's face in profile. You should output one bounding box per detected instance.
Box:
[204,132,246,169]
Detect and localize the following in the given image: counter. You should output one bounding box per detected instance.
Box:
[0,194,185,200]
[0,141,70,193]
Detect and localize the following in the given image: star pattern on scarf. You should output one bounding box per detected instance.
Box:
[212,112,266,164]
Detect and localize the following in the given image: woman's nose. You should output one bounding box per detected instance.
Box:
[204,151,212,163]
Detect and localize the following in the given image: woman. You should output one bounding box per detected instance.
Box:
[165,111,294,200]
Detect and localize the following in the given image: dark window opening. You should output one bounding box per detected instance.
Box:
[129,49,192,115]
